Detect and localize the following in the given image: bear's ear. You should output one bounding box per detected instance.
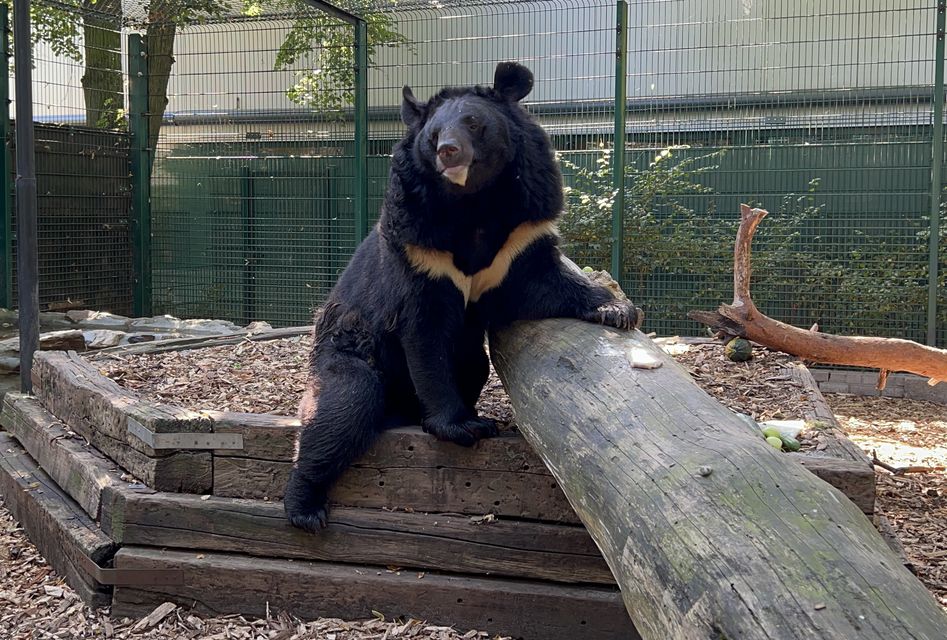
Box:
[494,62,533,102]
[401,86,423,127]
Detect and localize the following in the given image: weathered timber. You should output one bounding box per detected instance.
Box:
[0,433,115,607]
[205,410,299,459]
[212,424,578,521]
[0,393,125,519]
[93,325,311,356]
[111,547,638,640]
[490,319,947,640]
[32,351,212,493]
[113,490,613,584]
[784,363,875,513]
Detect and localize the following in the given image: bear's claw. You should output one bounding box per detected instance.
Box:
[586,300,644,331]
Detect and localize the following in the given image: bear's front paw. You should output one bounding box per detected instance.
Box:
[422,414,499,447]
[585,299,644,331]
[284,470,330,533]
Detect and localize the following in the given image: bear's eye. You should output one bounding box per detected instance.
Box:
[464,116,480,132]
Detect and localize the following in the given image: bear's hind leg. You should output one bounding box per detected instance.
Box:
[284,355,384,532]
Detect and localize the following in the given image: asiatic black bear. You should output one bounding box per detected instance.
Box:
[285,62,642,532]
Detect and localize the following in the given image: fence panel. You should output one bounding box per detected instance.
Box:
[10,1,133,315]
[599,0,943,344]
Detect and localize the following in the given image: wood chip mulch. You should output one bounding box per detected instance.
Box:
[90,336,313,416]
[89,336,516,427]
[824,393,947,609]
[666,342,813,421]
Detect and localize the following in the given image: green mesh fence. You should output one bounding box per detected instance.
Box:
[8,0,133,315]
[147,11,365,325]
[605,0,941,344]
[10,0,947,345]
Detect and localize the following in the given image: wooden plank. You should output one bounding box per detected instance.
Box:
[214,450,578,523]
[211,420,577,521]
[206,410,299,460]
[111,547,638,640]
[93,326,311,357]
[0,433,115,608]
[787,362,876,513]
[33,351,212,440]
[115,491,614,585]
[32,351,213,493]
[0,393,125,519]
[793,457,876,515]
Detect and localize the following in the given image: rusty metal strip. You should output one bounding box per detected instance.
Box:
[126,418,243,450]
[78,552,184,586]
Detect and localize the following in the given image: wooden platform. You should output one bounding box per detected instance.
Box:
[0,393,636,640]
[0,329,877,637]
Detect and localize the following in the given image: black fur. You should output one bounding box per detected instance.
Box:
[284,62,642,532]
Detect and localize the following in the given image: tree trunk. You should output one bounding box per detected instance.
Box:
[490,319,947,640]
[145,15,176,153]
[80,0,123,129]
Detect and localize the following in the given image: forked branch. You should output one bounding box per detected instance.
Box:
[688,204,947,384]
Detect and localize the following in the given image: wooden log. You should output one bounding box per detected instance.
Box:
[92,325,311,356]
[0,433,115,608]
[490,318,947,640]
[0,393,125,519]
[111,547,638,640]
[112,490,613,585]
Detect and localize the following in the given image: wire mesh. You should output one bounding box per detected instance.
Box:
[10,0,946,345]
[149,13,361,325]
[10,0,132,314]
[607,0,940,343]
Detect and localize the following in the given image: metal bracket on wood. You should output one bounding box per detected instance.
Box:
[127,418,244,450]
[79,553,184,587]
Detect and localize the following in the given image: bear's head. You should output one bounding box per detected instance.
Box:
[400,62,534,193]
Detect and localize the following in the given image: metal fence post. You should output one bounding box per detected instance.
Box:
[13,0,37,394]
[128,33,152,317]
[611,0,628,282]
[354,18,369,243]
[0,5,12,310]
[930,1,945,346]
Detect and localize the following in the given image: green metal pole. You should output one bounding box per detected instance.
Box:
[611,0,628,281]
[354,18,369,242]
[0,5,12,309]
[128,34,152,317]
[930,1,945,346]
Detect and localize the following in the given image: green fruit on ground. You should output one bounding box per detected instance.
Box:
[766,435,784,450]
[725,338,753,362]
[761,426,782,439]
[779,435,801,452]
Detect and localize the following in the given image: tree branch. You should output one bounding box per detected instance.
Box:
[689,204,947,384]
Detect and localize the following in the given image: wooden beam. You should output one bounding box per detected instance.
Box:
[490,318,947,640]
[114,491,613,585]
[111,547,638,640]
[0,433,115,607]
[0,393,125,519]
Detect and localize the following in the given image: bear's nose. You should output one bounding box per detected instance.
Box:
[436,138,462,165]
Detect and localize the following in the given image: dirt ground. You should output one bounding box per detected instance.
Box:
[1,338,945,637]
